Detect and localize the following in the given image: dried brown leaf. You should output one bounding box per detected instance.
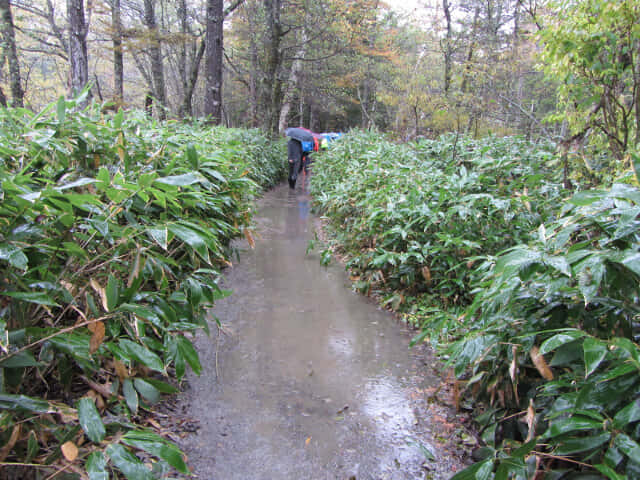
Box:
[526,399,536,441]
[530,346,554,380]
[243,229,256,249]
[113,359,129,381]
[421,266,432,286]
[89,321,106,354]
[61,441,78,462]
[90,278,108,312]
[0,424,21,462]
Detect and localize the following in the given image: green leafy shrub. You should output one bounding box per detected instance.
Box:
[310,130,563,308]
[449,183,640,479]
[0,98,285,478]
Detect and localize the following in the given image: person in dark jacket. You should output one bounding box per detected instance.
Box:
[287,138,303,189]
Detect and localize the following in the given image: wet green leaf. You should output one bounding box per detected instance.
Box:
[78,397,106,443]
[3,291,59,306]
[122,430,189,474]
[176,336,201,376]
[450,458,493,480]
[539,330,587,355]
[613,400,640,429]
[545,416,603,438]
[123,379,138,414]
[583,337,607,378]
[0,351,42,368]
[106,444,153,480]
[118,339,164,372]
[0,393,52,413]
[555,432,610,455]
[133,378,160,404]
[614,433,640,461]
[86,451,109,480]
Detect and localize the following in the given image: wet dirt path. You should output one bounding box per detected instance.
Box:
[179,182,468,480]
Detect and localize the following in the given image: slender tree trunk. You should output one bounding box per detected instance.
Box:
[249,33,258,127]
[0,0,24,107]
[0,84,7,106]
[181,39,206,118]
[143,0,166,120]
[68,0,90,104]
[442,0,452,96]
[264,0,283,136]
[278,24,308,133]
[204,0,223,123]
[111,0,123,104]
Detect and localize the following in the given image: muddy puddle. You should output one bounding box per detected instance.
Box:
[178,182,469,479]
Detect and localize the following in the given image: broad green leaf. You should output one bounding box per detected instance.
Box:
[155,173,203,186]
[555,432,610,455]
[495,457,527,480]
[118,339,164,372]
[56,177,96,191]
[123,378,138,414]
[122,430,189,474]
[3,291,59,307]
[545,416,603,438]
[583,337,607,378]
[614,400,640,429]
[86,451,109,480]
[106,444,153,480]
[0,351,42,368]
[450,458,493,480]
[146,227,168,250]
[0,394,52,413]
[0,245,28,270]
[141,378,179,394]
[77,397,106,443]
[113,108,124,129]
[595,463,627,480]
[106,275,119,312]
[614,433,640,461]
[176,336,201,375]
[168,223,210,261]
[26,430,39,463]
[133,378,160,404]
[539,331,587,355]
[57,96,66,123]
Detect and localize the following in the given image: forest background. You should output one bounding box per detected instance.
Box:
[0,0,563,141]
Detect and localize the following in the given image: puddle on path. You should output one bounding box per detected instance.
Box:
[179,182,468,479]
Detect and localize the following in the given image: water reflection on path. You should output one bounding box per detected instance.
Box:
[180,182,465,479]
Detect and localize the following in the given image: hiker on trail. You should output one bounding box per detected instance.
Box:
[287,137,303,189]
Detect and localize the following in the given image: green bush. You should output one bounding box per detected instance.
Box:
[0,97,285,478]
[310,131,562,308]
[449,183,640,479]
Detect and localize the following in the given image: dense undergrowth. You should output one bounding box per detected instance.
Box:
[310,131,640,479]
[0,97,285,479]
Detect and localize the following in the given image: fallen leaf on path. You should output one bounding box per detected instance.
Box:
[61,441,78,461]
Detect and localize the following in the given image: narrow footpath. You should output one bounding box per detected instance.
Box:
[178,182,469,480]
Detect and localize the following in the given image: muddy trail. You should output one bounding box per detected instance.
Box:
[177,182,469,479]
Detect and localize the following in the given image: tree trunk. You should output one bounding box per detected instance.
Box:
[262,0,284,135]
[442,0,452,96]
[0,0,24,107]
[204,0,223,123]
[111,0,123,104]
[68,0,90,104]
[181,39,206,118]
[143,0,166,120]
[278,24,308,133]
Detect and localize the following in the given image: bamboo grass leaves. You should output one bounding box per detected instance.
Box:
[0,101,285,478]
